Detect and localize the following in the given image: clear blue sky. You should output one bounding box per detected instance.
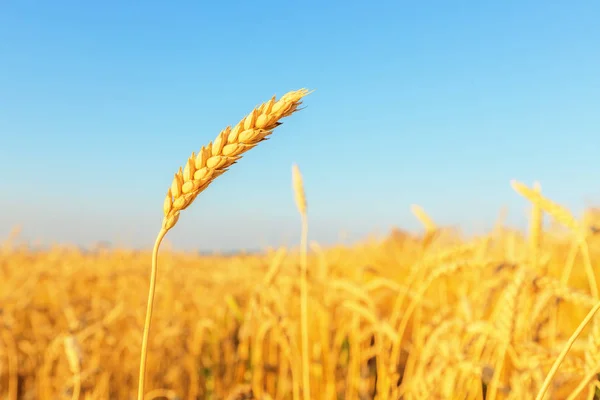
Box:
[1,1,599,251]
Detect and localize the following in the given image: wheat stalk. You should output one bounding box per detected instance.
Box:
[535,300,600,400]
[291,163,311,400]
[137,89,311,400]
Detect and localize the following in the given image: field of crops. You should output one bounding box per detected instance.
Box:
[2,91,600,400]
[2,191,600,400]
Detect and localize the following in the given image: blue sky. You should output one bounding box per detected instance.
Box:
[1,1,599,251]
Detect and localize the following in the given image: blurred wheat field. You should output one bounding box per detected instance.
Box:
[2,194,600,399]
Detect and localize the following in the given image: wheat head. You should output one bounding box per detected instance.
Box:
[162,88,311,232]
[511,180,581,236]
[292,164,307,217]
[291,163,311,400]
[410,204,437,232]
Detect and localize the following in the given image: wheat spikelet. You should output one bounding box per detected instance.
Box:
[162,89,311,231]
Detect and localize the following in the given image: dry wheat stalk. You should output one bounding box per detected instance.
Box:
[291,163,311,400]
[137,89,311,400]
[535,300,600,400]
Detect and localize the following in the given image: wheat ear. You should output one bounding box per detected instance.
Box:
[529,182,542,270]
[137,89,311,400]
[292,163,310,400]
[511,179,599,298]
[410,204,437,232]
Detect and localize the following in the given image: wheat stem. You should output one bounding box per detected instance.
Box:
[535,300,600,400]
[300,213,310,400]
[138,228,167,400]
[292,163,310,400]
[565,360,600,400]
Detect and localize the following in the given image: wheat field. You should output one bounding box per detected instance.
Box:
[3,187,600,399]
[2,91,600,400]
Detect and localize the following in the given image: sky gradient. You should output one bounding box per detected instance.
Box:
[1,1,600,251]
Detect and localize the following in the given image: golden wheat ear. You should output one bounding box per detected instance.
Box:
[137,89,311,400]
[292,163,311,400]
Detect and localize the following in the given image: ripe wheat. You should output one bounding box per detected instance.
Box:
[5,167,600,399]
[291,164,310,400]
[137,89,311,400]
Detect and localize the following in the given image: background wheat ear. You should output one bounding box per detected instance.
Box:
[137,89,311,400]
[292,163,311,400]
